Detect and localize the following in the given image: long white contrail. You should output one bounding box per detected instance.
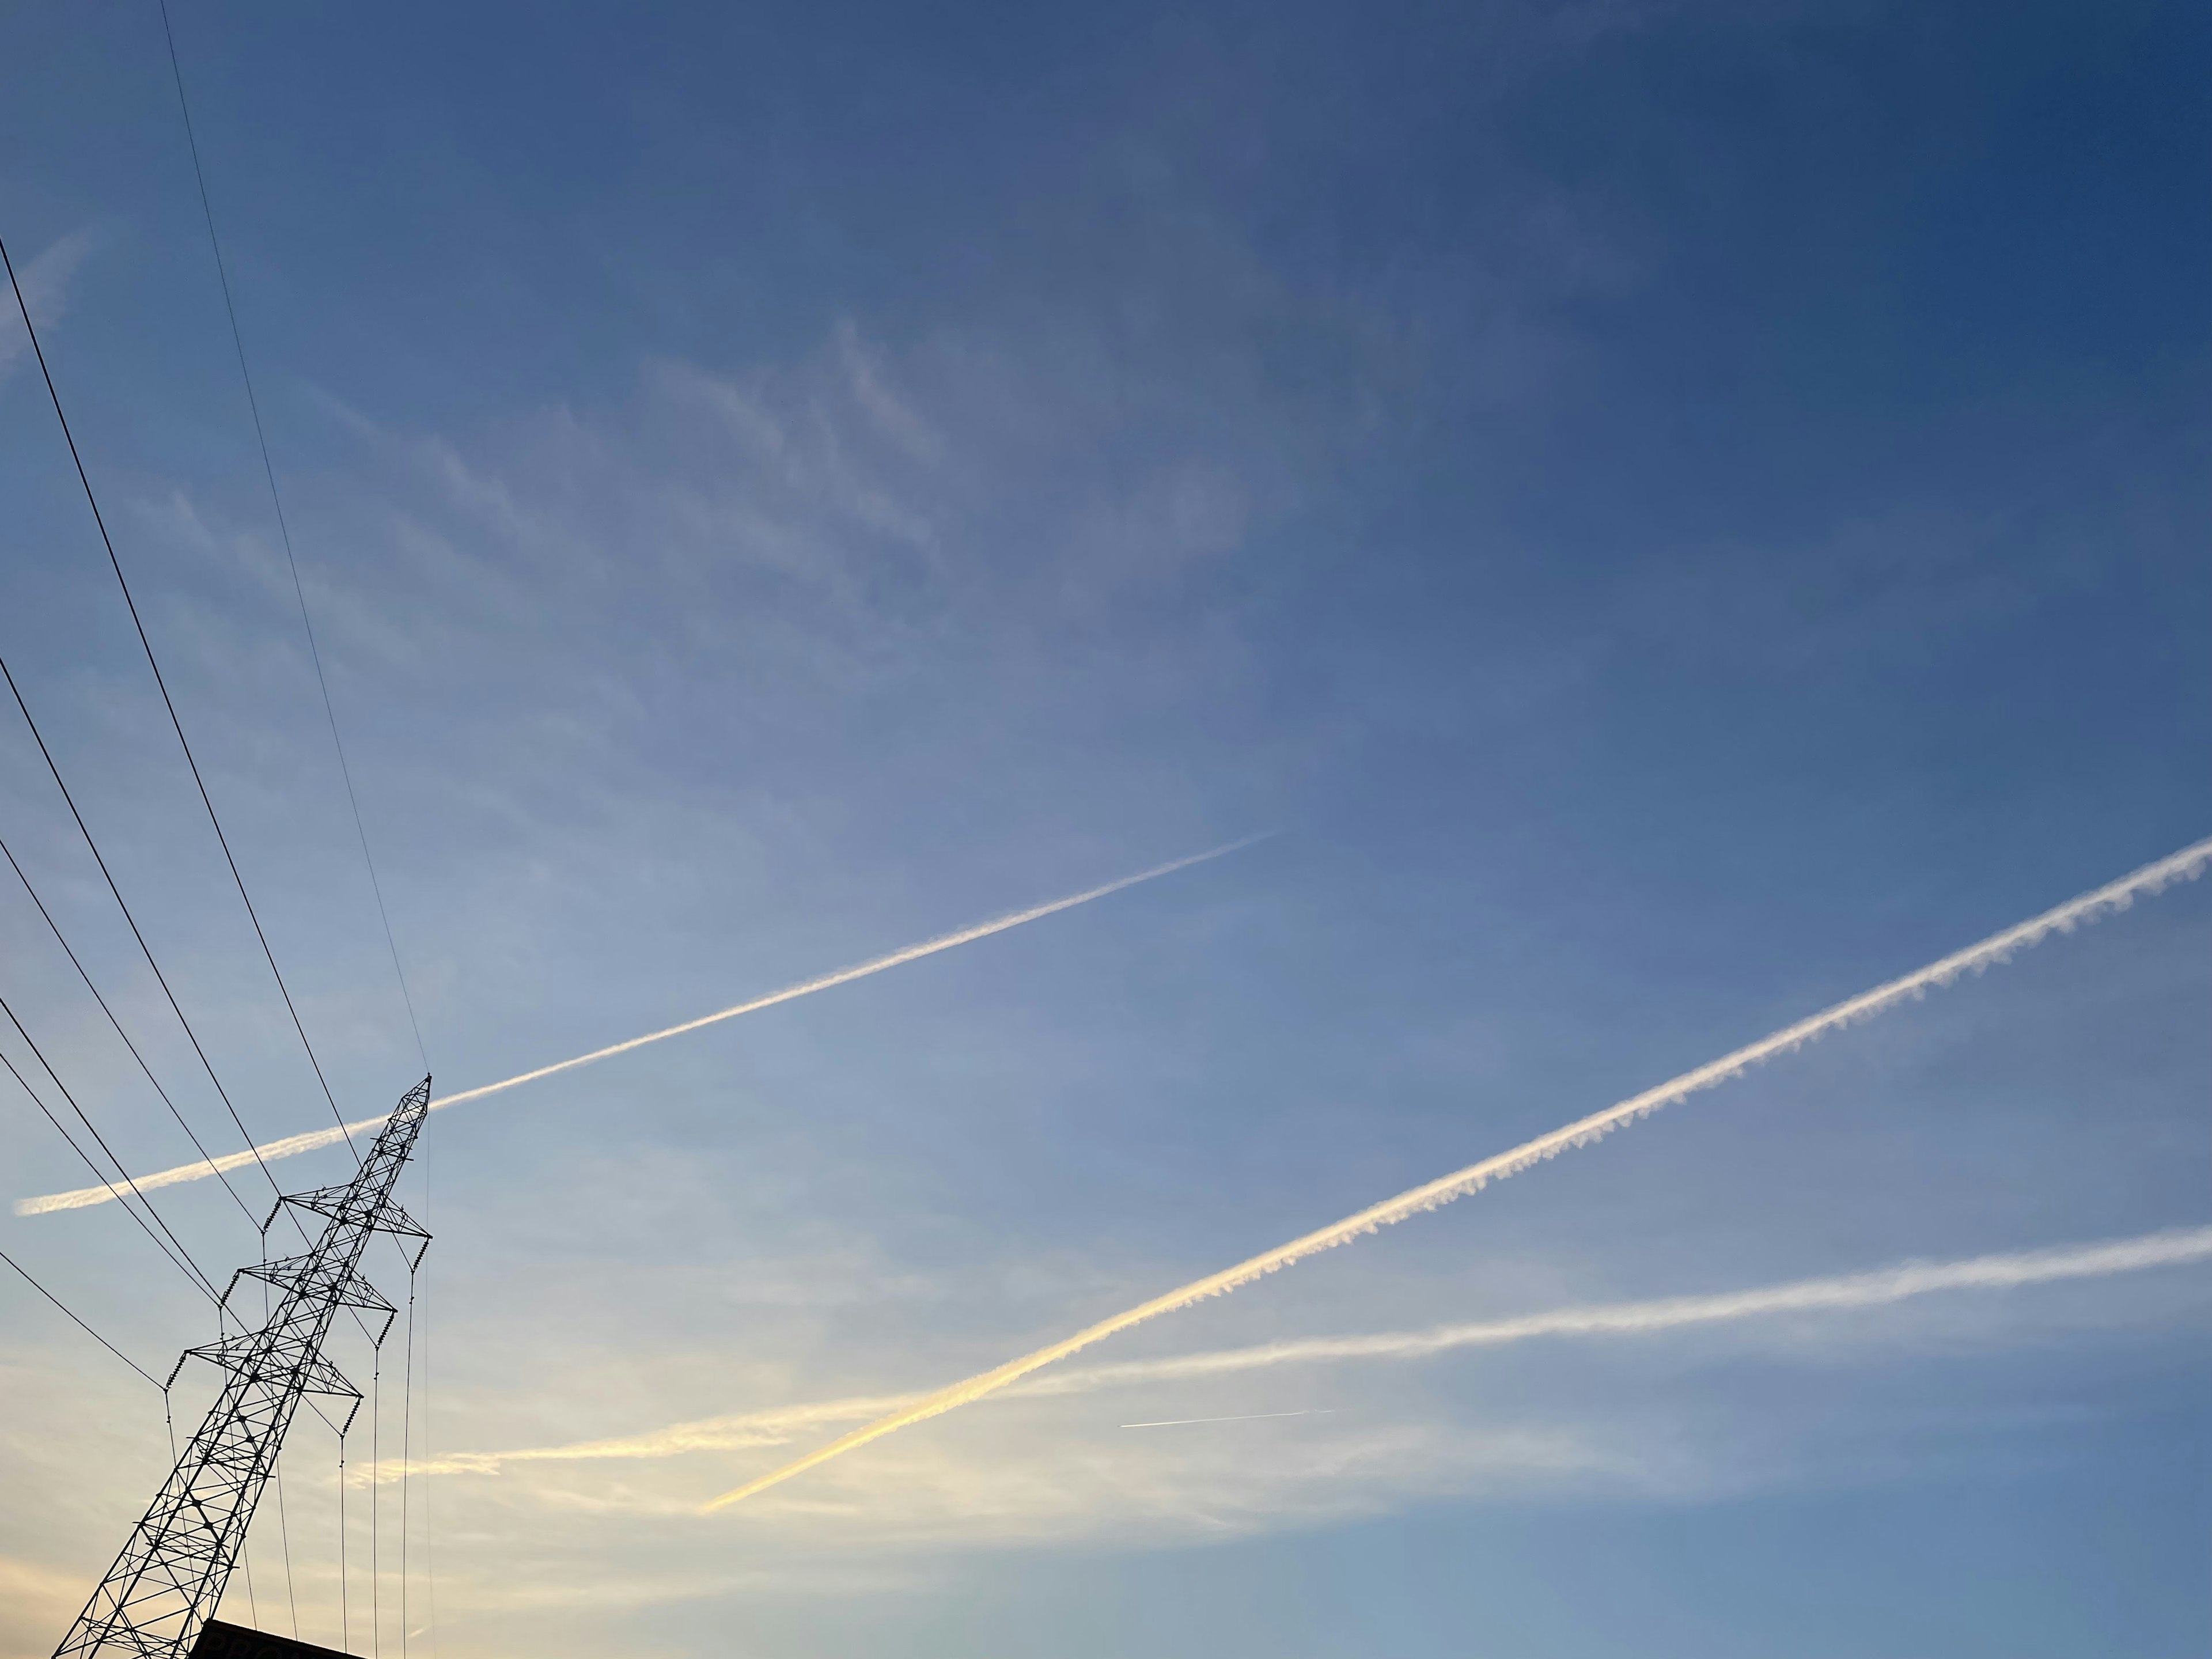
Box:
[1040,1224,2212,1390]
[387,1222,2212,1484]
[16,839,1270,1217]
[702,833,2212,1510]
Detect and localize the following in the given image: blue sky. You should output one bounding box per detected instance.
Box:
[2,1,2209,1654]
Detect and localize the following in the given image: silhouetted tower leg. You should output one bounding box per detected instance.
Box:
[54,1078,434,1659]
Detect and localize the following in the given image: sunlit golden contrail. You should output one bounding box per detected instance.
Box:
[702,833,2212,1510]
[377,1395,912,1482]
[387,1220,2212,1486]
[16,838,1270,1216]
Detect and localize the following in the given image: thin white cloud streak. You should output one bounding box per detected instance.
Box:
[1041,1224,2212,1388]
[16,839,1270,1215]
[388,1222,2212,1486]
[389,1395,914,1481]
[1119,1410,1333,1428]
[703,833,2212,1509]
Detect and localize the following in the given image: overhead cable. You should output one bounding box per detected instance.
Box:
[156,0,427,1072]
[401,1266,416,1659]
[339,1430,353,1656]
[419,1170,439,1658]
[0,229,360,1162]
[0,1244,162,1387]
[0,1045,218,1305]
[1,652,298,1204]
[0,832,261,1229]
[0,660,382,1333]
[0,991,222,1298]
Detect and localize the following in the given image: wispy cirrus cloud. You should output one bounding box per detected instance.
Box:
[1,229,96,379]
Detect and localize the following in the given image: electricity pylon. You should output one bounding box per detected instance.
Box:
[54,1078,434,1658]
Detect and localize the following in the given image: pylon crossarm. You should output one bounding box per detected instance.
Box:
[373,1199,433,1259]
[238,1253,396,1316]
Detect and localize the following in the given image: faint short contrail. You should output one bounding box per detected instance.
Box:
[702,834,2212,1510]
[1120,1409,1332,1428]
[393,1221,2212,1486]
[16,839,1271,1216]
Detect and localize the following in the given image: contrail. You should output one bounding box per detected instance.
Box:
[702,833,2212,1510]
[1120,1410,1332,1428]
[1044,1223,2212,1388]
[381,1395,914,1482]
[16,838,1271,1216]
[385,1221,2212,1485]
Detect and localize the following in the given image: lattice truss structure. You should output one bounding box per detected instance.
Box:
[54,1079,434,1659]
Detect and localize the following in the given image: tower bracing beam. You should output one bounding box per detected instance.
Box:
[53,1077,434,1659]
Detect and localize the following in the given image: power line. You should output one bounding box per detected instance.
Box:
[1,658,395,1340]
[371,1347,383,1659]
[0,229,360,1163]
[0,1243,162,1388]
[0,990,223,1299]
[421,1168,439,1659]
[0,1044,218,1306]
[0,641,389,1318]
[155,0,427,1074]
[273,1433,302,1639]
[339,1429,353,1656]
[400,1262,416,1659]
[0,915,385,1371]
[0,742,393,1370]
[0,831,262,1230]
[1,651,301,1206]
[0,1016,376,1411]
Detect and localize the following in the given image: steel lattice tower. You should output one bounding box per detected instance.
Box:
[54,1078,434,1659]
